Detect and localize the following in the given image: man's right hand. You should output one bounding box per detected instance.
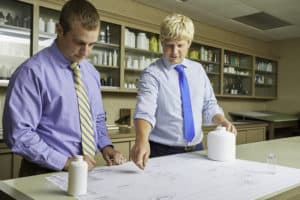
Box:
[130,140,150,170]
[63,155,96,171]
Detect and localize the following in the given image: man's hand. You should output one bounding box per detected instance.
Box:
[63,155,96,171]
[102,146,127,166]
[130,140,150,170]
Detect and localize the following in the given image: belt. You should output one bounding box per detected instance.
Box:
[172,145,197,151]
[150,141,198,152]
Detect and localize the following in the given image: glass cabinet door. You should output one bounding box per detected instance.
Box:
[189,43,221,95]
[38,7,60,51]
[0,0,33,84]
[254,57,277,98]
[223,50,253,96]
[124,27,161,90]
[89,21,121,89]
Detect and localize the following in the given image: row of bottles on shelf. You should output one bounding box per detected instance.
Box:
[189,46,218,62]
[224,54,240,66]
[126,56,158,70]
[256,61,273,72]
[125,28,162,52]
[224,66,250,76]
[39,17,56,34]
[0,11,31,28]
[100,76,114,87]
[90,50,118,67]
[202,63,216,73]
[99,25,111,44]
[224,78,249,95]
[124,79,139,89]
[255,74,273,85]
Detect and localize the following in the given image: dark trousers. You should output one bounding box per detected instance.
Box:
[150,141,203,158]
[19,159,57,177]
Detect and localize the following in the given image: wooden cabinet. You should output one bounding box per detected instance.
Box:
[0,0,278,100]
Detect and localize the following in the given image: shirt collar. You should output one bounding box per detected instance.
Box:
[162,57,189,70]
[50,41,85,68]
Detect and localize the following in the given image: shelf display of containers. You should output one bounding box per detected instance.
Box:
[254,57,277,98]
[0,0,33,83]
[223,50,253,96]
[124,27,161,90]
[189,43,221,95]
[38,7,60,51]
[91,21,121,89]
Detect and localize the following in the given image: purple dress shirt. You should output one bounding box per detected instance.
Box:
[3,42,112,170]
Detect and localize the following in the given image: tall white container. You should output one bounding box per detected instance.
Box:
[68,155,88,196]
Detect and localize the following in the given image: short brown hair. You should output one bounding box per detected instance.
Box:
[59,0,100,34]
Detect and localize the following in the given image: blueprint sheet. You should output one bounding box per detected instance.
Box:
[47,153,300,200]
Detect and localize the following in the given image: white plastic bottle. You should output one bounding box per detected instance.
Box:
[113,50,118,67]
[39,17,45,32]
[47,18,56,34]
[68,155,88,196]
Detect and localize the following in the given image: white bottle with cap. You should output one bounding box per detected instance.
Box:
[68,155,88,196]
[47,18,56,34]
[39,17,45,32]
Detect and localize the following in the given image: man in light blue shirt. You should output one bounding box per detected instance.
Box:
[3,0,125,177]
[131,13,237,170]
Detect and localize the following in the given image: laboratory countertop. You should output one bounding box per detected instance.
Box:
[1,136,300,200]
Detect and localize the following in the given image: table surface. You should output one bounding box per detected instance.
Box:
[1,137,300,200]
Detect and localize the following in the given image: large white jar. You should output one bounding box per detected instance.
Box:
[207,126,236,161]
[137,32,147,50]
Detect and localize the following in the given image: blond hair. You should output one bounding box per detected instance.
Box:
[160,13,194,42]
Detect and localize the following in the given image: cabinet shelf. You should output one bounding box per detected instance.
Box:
[0,79,9,87]
[255,70,276,75]
[224,72,251,77]
[0,24,31,38]
[125,68,143,73]
[95,65,119,70]
[39,31,56,40]
[125,47,162,56]
[96,41,119,49]
[255,83,276,87]
[224,64,252,71]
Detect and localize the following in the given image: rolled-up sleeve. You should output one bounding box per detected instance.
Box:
[134,70,159,127]
[202,74,224,124]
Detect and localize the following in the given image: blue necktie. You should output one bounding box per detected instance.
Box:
[175,65,195,142]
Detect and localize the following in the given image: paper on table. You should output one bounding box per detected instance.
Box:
[47,153,300,200]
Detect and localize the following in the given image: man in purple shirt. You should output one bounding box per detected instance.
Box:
[3,0,125,177]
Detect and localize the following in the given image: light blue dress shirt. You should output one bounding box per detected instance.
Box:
[135,57,224,146]
[3,42,112,170]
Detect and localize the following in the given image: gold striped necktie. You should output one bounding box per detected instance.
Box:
[70,62,96,158]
